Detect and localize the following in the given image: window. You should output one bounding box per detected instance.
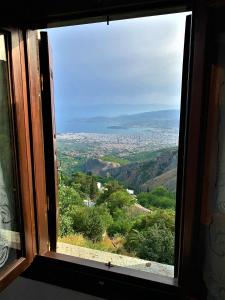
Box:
[0,1,218,298]
[45,13,188,279]
[32,10,195,296]
[0,29,36,290]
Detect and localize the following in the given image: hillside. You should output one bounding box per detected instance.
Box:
[88,109,179,128]
[140,168,177,192]
[59,109,180,133]
[82,148,177,193]
[82,158,120,175]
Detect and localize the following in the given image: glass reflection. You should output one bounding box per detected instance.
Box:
[0,34,21,271]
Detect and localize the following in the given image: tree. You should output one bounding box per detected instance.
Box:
[70,205,112,242]
[108,208,134,236]
[124,229,144,253]
[134,208,175,233]
[124,208,175,264]
[71,172,91,195]
[96,180,123,205]
[58,183,83,237]
[58,184,83,215]
[59,211,74,237]
[136,224,174,264]
[107,190,135,213]
[58,170,71,186]
[137,187,175,209]
[70,172,99,199]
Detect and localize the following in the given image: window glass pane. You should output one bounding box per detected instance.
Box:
[0,34,21,271]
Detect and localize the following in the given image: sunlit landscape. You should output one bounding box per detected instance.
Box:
[48,12,187,276]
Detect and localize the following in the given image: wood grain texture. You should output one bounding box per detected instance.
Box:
[0,28,36,291]
[25,30,49,255]
[0,258,27,290]
[16,29,36,260]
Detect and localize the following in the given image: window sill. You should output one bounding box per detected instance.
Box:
[57,242,174,278]
[22,251,180,299]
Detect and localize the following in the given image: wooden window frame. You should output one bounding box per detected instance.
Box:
[0,28,36,291]
[1,0,221,299]
[23,7,199,300]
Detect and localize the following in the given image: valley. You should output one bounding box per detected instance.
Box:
[56,110,179,266]
[57,127,178,193]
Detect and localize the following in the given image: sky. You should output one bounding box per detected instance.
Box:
[47,12,188,127]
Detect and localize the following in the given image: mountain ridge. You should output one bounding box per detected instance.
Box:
[58,109,180,133]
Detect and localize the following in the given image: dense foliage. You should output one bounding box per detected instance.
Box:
[58,171,175,265]
[124,209,175,264]
[137,187,175,209]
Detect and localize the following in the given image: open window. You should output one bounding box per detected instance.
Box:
[26,12,194,297]
[41,12,190,278]
[0,1,218,298]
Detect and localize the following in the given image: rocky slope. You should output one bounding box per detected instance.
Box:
[140,168,177,192]
[82,158,120,175]
[82,148,177,193]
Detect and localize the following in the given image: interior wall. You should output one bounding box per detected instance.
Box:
[203,32,225,300]
[1,277,104,300]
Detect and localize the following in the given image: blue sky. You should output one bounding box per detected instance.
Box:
[47,12,188,126]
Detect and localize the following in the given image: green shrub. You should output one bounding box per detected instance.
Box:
[124,209,175,264]
[108,209,134,236]
[137,187,175,209]
[137,224,174,264]
[70,205,112,241]
[58,183,83,237]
